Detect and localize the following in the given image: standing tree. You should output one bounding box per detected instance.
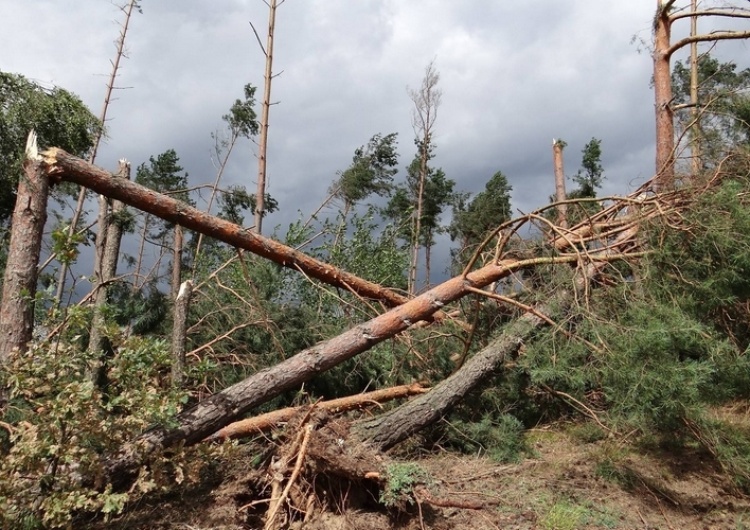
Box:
[571,137,605,198]
[449,170,513,252]
[331,132,399,220]
[552,139,568,227]
[383,153,455,289]
[251,0,285,234]
[407,61,442,294]
[132,150,192,296]
[0,74,99,358]
[652,0,750,187]
[0,134,48,362]
[55,0,141,304]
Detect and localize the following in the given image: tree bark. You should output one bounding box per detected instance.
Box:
[0,132,48,362]
[652,1,750,188]
[206,383,428,441]
[171,279,193,386]
[354,308,549,450]
[41,148,423,313]
[170,224,184,301]
[689,0,701,176]
[654,1,676,188]
[254,0,280,235]
[553,139,567,228]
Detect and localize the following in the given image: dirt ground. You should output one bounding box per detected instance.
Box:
[98,422,750,530]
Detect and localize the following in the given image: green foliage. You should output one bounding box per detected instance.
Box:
[216,185,277,225]
[647,179,750,349]
[450,170,512,248]
[0,336,197,528]
[442,414,528,463]
[672,55,750,165]
[50,225,86,266]
[383,149,456,250]
[332,132,399,210]
[540,499,590,530]
[0,71,101,225]
[223,83,259,139]
[379,462,429,508]
[572,138,604,198]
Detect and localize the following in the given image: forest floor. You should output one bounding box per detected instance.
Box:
[97,417,750,530]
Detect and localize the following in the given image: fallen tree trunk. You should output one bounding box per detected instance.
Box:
[100,249,609,486]
[205,383,428,441]
[355,224,640,450]
[40,147,415,311]
[353,307,552,450]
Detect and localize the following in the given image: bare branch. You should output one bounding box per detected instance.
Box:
[248,20,267,56]
[667,29,750,57]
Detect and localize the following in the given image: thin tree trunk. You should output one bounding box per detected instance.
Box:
[171,279,193,386]
[553,139,567,228]
[42,148,437,313]
[254,0,280,235]
[132,215,149,291]
[0,132,48,362]
[425,241,432,290]
[690,0,701,176]
[55,0,138,303]
[89,159,130,359]
[354,306,550,450]
[410,139,428,295]
[171,225,183,300]
[192,131,240,271]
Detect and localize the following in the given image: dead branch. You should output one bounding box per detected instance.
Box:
[204,383,429,441]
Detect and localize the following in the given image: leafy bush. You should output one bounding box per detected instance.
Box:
[0,336,199,528]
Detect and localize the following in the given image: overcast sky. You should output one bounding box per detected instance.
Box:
[2,1,749,282]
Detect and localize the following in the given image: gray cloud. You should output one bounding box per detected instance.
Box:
[2,1,742,284]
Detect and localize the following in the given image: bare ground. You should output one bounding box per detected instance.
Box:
[95,420,750,530]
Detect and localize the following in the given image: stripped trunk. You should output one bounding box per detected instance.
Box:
[55,0,138,303]
[171,280,193,386]
[553,139,567,228]
[653,1,676,187]
[689,0,701,175]
[254,0,280,234]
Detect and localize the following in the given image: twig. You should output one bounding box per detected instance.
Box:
[264,422,315,530]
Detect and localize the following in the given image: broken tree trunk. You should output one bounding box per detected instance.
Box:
[354,224,637,450]
[353,308,551,450]
[41,148,427,314]
[0,132,48,362]
[552,139,567,228]
[171,279,193,386]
